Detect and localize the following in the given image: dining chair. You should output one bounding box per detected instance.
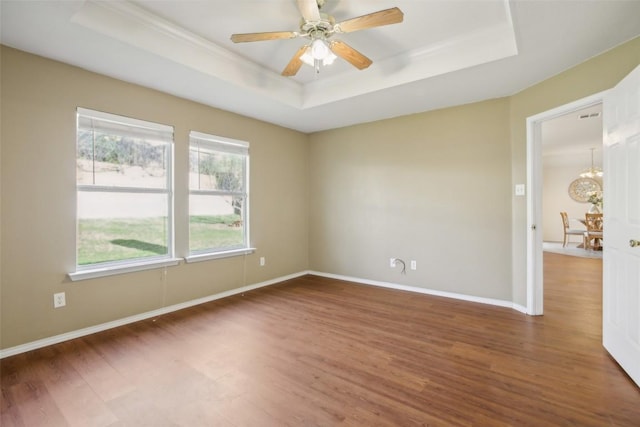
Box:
[584,213,604,250]
[560,212,585,247]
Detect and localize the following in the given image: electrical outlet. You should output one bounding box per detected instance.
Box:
[54,292,66,308]
[410,260,417,270]
[260,257,266,267]
[390,258,397,268]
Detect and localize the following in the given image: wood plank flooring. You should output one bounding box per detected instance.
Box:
[2,253,639,426]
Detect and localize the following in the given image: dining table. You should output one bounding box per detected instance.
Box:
[576,214,603,250]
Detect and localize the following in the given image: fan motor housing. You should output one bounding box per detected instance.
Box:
[300,13,335,37]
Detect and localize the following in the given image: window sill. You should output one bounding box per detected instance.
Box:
[185,247,256,264]
[69,258,182,282]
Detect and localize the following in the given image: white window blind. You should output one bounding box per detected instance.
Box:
[77,107,173,144]
[189,131,249,155]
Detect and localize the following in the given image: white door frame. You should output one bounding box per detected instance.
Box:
[525,90,608,315]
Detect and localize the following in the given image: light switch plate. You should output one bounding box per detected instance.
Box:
[515,184,525,196]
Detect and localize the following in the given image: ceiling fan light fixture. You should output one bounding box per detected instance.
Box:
[300,42,336,67]
[231,3,403,77]
[300,48,313,66]
[322,51,337,65]
[310,38,329,59]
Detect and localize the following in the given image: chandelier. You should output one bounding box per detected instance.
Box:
[579,148,603,179]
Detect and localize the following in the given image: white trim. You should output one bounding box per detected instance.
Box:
[69,257,182,281]
[2,270,530,359]
[1,270,308,359]
[190,190,245,197]
[525,91,607,315]
[185,247,256,263]
[77,185,169,194]
[245,155,251,249]
[308,271,517,310]
[512,303,528,314]
[525,111,543,315]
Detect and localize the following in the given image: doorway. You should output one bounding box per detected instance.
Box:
[526,91,607,315]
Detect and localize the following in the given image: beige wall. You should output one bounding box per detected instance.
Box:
[0,47,309,349]
[309,99,513,300]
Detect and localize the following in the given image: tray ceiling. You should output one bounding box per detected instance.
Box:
[1,0,639,132]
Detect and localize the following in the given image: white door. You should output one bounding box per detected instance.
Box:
[602,65,640,388]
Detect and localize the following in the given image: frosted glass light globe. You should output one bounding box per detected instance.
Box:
[311,39,329,60]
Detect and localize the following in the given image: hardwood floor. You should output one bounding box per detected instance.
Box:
[2,253,639,426]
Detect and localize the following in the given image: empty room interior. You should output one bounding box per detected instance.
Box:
[1,1,640,425]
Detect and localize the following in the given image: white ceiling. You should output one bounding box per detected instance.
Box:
[542,104,603,168]
[1,0,639,134]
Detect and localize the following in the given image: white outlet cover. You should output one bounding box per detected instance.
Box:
[54,292,66,308]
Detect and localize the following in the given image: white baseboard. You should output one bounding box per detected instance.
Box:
[1,270,526,359]
[512,303,528,314]
[308,270,522,311]
[0,271,308,359]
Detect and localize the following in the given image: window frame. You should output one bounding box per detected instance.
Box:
[69,108,179,281]
[186,131,253,263]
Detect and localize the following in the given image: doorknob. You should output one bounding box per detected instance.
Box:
[630,240,640,247]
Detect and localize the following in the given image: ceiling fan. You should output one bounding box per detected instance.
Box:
[230,0,404,76]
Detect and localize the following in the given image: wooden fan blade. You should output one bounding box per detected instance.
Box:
[335,7,404,33]
[329,40,372,70]
[231,31,297,43]
[297,0,320,22]
[282,45,308,76]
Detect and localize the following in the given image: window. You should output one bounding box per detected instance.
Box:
[72,108,176,279]
[188,131,250,260]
